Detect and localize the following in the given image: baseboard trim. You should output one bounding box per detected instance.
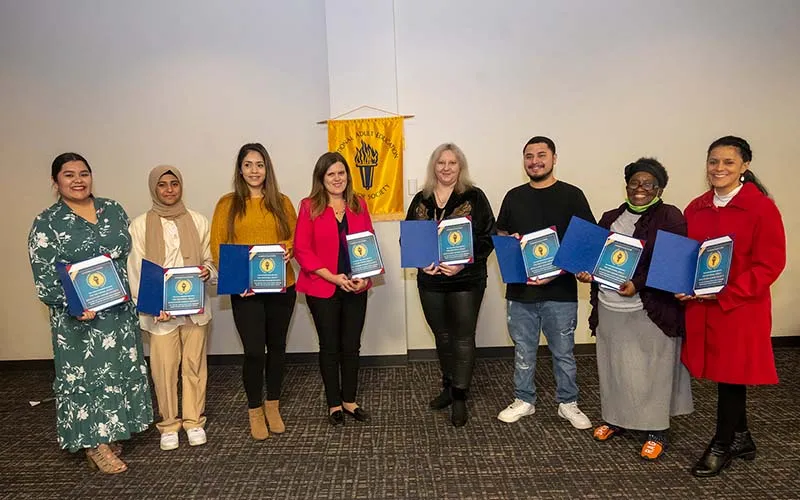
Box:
[3,336,798,370]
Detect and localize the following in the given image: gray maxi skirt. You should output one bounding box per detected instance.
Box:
[596,303,694,431]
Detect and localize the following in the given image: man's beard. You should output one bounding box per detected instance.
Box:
[527,167,553,182]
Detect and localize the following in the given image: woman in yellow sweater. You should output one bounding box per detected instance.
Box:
[210,143,297,440]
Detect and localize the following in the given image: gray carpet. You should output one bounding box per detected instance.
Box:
[1,349,798,499]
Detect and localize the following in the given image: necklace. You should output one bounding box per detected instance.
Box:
[330,201,346,221]
[433,190,451,221]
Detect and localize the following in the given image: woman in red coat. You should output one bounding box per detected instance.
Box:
[294,152,375,426]
[680,136,786,477]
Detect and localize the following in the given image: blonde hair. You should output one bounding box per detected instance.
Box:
[421,143,474,197]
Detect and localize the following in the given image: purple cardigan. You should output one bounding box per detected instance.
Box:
[588,201,687,338]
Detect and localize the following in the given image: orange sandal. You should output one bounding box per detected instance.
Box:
[593,424,623,441]
[641,434,667,460]
[86,444,128,474]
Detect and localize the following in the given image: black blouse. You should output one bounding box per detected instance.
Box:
[336,214,350,276]
[404,186,496,292]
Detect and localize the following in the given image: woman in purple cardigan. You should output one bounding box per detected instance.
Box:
[576,158,693,460]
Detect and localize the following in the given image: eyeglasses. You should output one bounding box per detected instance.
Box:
[626,180,659,191]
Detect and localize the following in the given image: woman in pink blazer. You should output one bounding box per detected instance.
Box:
[294,152,375,426]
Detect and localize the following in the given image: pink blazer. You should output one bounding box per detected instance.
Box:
[294,197,375,298]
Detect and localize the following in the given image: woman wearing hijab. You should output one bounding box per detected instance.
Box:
[576,158,693,460]
[128,166,217,451]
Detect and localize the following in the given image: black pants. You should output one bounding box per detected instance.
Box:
[306,289,368,407]
[230,287,297,408]
[715,382,748,444]
[418,287,485,390]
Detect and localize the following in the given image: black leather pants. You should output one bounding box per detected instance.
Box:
[419,288,485,390]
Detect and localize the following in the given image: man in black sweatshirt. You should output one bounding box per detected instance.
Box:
[495,136,595,429]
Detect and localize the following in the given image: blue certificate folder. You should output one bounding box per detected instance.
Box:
[347,231,385,279]
[646,231,734,295]
[55,254,129,316]
[492,235,528,283]
[218,244,286,294]
[552,216,643,288]
[400,220,439,268]
[552,216,610,274]
[400,217,474,267]
[492,228,563,284]
[137,260,204,316]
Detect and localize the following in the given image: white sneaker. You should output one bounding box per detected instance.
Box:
[160,431,179,450]
[186,427,207,446]
[558,402,592,429]
[497,399,536,423]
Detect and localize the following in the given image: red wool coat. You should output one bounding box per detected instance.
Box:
[681,182,786,385]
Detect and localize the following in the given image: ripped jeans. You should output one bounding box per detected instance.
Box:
[507,300,579,405]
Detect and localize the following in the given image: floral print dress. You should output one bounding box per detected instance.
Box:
[28,197,153,452]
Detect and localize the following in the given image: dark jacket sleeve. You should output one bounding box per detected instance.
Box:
[472,188,496,263]
[630,204,687,292]
[405,192,424,221]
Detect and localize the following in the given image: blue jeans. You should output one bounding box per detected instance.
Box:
[507,300,579,405]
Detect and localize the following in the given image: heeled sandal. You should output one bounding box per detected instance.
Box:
[86,444,128,474]
[109,442,122,456]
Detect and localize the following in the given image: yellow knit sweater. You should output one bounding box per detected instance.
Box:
[210,193,297,286]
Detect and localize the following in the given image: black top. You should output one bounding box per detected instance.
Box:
[405,187,496,292]
[336,214,350,276]
[496,181,595,303]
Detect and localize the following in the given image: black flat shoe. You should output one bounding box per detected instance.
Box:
[343,407,370,422]
[730,431,757,461]
[429,389,453,410]
[450,387,468,427]
[451,399,468,427]
[691,441,733,477]
[328,410,344,426]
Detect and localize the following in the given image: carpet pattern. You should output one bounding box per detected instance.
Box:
[1,348,798,499]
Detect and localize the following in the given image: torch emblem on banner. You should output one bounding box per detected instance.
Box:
[353,140,379,189]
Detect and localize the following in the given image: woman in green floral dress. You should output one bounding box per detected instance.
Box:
[28,153,153,473]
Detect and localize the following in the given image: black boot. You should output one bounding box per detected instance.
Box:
[730,431,757,460]
[429,378,453,410]
[450,388,468,427]
[691,440,734,478]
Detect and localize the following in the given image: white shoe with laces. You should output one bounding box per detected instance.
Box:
[558,401,592,429]
[186,427,207,446]
[160,431,179,450]
[497,399,536,423]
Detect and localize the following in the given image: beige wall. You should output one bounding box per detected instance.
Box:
[1,0,797,360]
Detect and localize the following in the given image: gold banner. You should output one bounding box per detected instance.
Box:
[328,117,404,221]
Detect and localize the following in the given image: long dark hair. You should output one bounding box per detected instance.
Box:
[307,152,362,219]
[707,136,769,197]
[51,152,91,181]
[225,143,291,242]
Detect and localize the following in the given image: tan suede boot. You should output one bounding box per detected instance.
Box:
[248,407,269,440]
[263,400,285,434]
